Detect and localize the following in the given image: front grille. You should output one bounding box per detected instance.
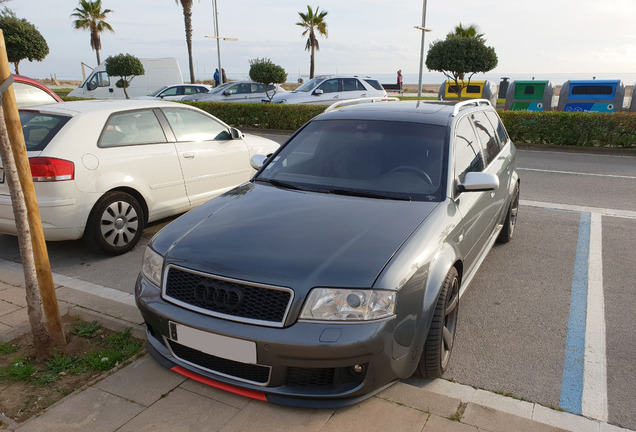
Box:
[163,266,292,326]
[168,339,271,385]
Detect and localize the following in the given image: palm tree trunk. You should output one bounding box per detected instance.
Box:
[96,50,101,65]
[183,6,195,83]
[310,45,315,79]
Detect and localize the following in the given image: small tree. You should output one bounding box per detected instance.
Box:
[249,58,287,102]
[0,8,49,75]
[104,53,144,99]
[426,36,497,100]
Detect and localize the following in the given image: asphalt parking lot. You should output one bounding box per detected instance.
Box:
[0,138,634,430]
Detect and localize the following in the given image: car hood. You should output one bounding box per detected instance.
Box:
[160,183,438,292]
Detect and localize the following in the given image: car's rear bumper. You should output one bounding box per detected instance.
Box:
[135,275,416,408]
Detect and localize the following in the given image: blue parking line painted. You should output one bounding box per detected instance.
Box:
[559,212,591,415]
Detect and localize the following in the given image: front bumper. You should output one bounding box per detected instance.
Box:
[135,275,417,408]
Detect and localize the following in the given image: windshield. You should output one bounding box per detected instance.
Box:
[19,111,71,151]
[148,86,170,97]
[257,119,448,202]
[293,78,324,93]
[209,82,234,94]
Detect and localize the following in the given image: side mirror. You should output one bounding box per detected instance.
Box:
[250,154,268,170]
[456,172,499,194]
[86,81,97,91]
[223,90,232,96]
[230,127,242,140]
[313,89,324,96]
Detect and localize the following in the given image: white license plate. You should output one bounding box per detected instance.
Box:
[169,322,257,364]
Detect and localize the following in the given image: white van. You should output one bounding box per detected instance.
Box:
[69,58,184,99]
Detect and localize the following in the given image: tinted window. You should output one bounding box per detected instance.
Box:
[484,111,509,146]
[14,82,58,108]
[364,79,384,91]
[343,78,362,92]
[161,87,181,97]
[19,111,71,151]
[317,79,340,93]
[100,109,167,147]
[161,107,230,141]
[454,117,483,184]
[471,112,500,165]
[258,119,447,202]
[86,71,110,90]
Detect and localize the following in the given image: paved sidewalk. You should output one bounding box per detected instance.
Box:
[0,263,632,432]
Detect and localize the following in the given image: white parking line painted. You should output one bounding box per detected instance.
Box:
[582,212,608,421]
[518,168,636,180]
[521,200,636,220]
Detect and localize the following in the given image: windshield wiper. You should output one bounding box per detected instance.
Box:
[255,178,307,191]
[328,188,412,201]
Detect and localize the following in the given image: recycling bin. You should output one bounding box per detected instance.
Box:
[504,80,554,111]
[438,80,498,106]
[557,80,624,112]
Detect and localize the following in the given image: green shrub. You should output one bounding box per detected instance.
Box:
[498,111,636,148]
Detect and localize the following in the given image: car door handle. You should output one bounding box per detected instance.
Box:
[183,152,194,159]
[361,93,367,97]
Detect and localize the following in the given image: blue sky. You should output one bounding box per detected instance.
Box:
[6,0,636,83]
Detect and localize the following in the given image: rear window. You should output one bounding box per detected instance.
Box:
[19,111,71,151]
[14,82,59,108]
[364,79,384,91]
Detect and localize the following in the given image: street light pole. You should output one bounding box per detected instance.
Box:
[415,0,431,98]
[212,0,223,84]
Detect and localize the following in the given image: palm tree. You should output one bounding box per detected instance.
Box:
[447,23,485,41]
[175,0,195,83]
[70,0,114,65]
[296,5,328,79]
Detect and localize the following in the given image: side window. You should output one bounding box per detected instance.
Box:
[184,86,200,95]
[14,82,58,108]
[86,71,110,91]
[161,87,181,97]
[471,111,500,165]
[454,117,484,184]
[253,83,266,93]
[343,78,360,92]
[161,107,230,141]
[484,110,509,146]
[100,110,167,147]
[317,79,340,93]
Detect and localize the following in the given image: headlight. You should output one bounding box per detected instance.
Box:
[299,288,396,321]
[141,246,164,288]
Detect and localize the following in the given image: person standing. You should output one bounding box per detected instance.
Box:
[397,70,403,86]
[214,69,220,87]
[221,68,227,85]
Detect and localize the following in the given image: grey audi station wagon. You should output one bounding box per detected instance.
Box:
[135,98,520,407]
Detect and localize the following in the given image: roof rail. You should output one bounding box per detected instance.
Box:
[324,97,400,113]
[451,99,492,116]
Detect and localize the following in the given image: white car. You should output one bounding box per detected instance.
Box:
[0,100,279,254]
[183,81,285,103]
[267,76,386,105]
[135,84,213,101]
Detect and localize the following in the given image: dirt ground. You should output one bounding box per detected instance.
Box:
[0,316,142,428]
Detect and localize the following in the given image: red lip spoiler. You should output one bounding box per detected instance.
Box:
[171,366,267,402]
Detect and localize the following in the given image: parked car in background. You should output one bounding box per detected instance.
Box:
[266,75,386,104]
[135,84,213,101]
[13,74,62,108]
[135,98,519,407]
[0,100,279,255]
[183,81,285,103]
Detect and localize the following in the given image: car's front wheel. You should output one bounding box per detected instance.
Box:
[416,267,459,378]
[84,191,145,255]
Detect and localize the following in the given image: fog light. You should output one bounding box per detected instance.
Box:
[350,364,365,374]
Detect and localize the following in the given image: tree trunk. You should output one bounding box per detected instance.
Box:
[14,60,19,75]
[96,49,101,66]
[0,110,51,360]
[310,45,315,79]
[183,5,195,83]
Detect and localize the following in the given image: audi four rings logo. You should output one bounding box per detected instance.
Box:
[193,282,244,310]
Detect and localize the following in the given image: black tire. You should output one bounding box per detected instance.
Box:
[416,267,459,378]
[497,182,519,244]
[84,191,145,255]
